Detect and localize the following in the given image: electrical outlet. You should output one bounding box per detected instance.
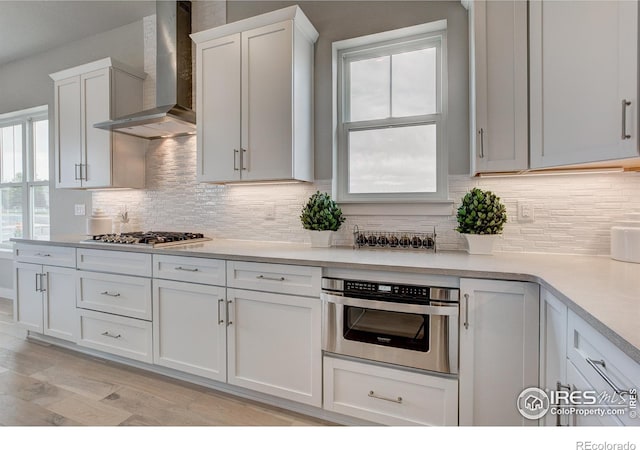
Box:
[74,203,86,216]
[517,201,534,223]
[265,202,276,220]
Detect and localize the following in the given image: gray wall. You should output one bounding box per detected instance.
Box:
[227,0,470,178]
[0,20,145,238]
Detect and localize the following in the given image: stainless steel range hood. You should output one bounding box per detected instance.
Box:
[94,0,195,139]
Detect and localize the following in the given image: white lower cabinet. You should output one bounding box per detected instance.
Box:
[566,310,639,426]
[566,361,623,426]
[459,278,540,426]
[77,308,153,363]
[323,356,458,426]
[226,288,322,407]
[153,279,227,382]
[77,271,152,321]
[15,262,77,342]
[540,288,569,426]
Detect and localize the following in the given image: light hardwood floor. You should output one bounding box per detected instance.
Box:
[0,298,333,426]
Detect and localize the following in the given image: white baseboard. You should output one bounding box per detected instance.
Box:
[0,287,14,300]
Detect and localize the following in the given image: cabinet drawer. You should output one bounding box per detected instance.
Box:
[77,248,152,277]
[153,255,225,285]
[14,244,76,268]
[77,309,152,363]
[77,272,152,320]
[227,261,320,297]
[567,311,640,425]
[323,356,458,426]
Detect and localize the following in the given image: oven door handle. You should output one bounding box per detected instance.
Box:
[320,292,458,316]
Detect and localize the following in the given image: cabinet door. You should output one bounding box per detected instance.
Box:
[196,33,241,183]
[54,76,82,188]
[14,263,43,333]
[43,265,77,342]
[226,288,321,407]
[241,21,293,181]
[472,0,528,173]
[530,1,638,168]
[153,280,227,382]
[566,361,624,426]
[81,68,112,188]
[459,278,540,426]
[540,289,569,426]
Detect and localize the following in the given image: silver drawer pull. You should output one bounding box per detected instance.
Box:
[368,390,402,404]
[256,275,285,282]
[586,358,629,396]
[101,331,121,339]
[101,291,121,297]
[35,253,51,257]
[175,266,199,272]
[463,293,470,330]
[622,99,632,140]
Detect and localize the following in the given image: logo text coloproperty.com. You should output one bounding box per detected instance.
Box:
[516,387,639,421]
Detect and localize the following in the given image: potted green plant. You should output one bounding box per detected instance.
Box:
[456,188,507,254]
[300,191,345,247]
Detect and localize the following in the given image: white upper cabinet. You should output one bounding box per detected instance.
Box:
[469,0,528,173]
[191,6,318,183]
[50,58,147,189]
[529,0,639,168]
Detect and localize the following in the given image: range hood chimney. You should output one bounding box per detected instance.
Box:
[94,0,195,139]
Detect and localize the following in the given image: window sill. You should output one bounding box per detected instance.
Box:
[340,201,454,216]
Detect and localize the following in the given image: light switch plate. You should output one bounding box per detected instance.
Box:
[74,204,86,216]
[517,201,534,223]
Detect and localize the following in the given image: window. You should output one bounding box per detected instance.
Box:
[333,21,448,204]
[0,106,50,246]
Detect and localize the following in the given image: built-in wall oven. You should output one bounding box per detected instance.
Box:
[321,277,459,374]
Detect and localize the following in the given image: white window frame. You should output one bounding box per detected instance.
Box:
[332,20,450,209]
[0,105,49,247]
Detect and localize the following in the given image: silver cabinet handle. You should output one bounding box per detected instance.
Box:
[218,298,225,325]
[175,266,199,272]
[35,273,41,292]
[463,293,470,330]
[233,149,239,171]
[75,163,82,180]
[34,252,51,257]
[100,291,121,297]
[586,358,629,396]
[81,163,87,181]
[368,390,402,404]
[256,275,285,282]
[226,299,233,326]
[40,273,46,292]
[622,99,632,140]
[241,148,247,171]
[478,128,485,158]
[101,331,121,339]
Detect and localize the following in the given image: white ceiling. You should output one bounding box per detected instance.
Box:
[0,0,156,67]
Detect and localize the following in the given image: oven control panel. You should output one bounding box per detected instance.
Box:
[345,280,431,301]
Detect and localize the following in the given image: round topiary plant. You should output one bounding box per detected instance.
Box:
[300,191,345,231]
[456,188,507,235]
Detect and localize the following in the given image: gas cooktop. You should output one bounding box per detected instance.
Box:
[82,231,212,248]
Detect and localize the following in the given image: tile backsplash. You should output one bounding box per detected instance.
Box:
[92,136,640,256]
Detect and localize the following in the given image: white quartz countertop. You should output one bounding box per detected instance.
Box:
[12,237,640,363]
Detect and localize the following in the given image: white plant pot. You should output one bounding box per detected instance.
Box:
[308,230,333,248]
[462,233,499,255]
